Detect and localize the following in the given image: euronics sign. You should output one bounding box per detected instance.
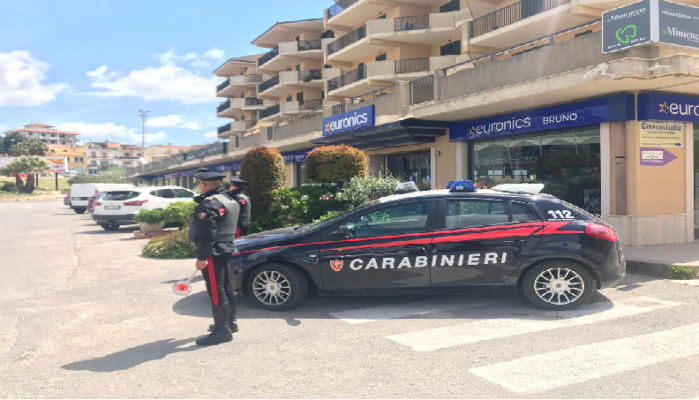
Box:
[602,0,699,54]
[322,105,375,136]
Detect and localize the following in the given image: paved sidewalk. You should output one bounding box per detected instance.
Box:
[624,241,699,267]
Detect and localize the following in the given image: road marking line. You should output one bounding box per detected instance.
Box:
[329,299,500,324]
[469,322,699,394]
[386,297,679,351]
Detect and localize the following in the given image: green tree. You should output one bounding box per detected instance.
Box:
[239,146,285,229]
[305,145,368,185]
[1,132,26,154]
[9,138,48,156]
[0,156,51,194]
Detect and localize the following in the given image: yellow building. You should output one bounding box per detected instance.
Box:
[48,145,87,173]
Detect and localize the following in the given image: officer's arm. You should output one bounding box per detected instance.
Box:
[193,199,222,261]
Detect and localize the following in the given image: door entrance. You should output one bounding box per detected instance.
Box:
[386,151,431,190]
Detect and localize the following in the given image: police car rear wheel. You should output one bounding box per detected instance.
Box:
[522,261,594,311]
[248,264,308,311]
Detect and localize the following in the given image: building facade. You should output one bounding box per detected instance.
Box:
[3,123,81,146]
[144,144,188,163]
[86,141,143,175]
[129,0,699,247]
[48,145,87,173]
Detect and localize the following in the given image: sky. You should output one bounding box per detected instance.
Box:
[0,0,329,146]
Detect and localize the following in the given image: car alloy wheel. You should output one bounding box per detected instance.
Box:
[252,270,292,306]
[534,267,585,305]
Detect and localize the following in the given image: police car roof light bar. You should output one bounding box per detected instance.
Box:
[445,180,457,190]
[449,180,476,192]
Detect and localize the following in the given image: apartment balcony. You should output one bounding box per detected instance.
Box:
[257,39,331,71]
[217,97,274,118]
[468,0,592,52]
[258,69,325,98]
[217,120,257,138]
[216,74,268,97]
[258,100,324,122]
[327,12,459,63]
[328,56,456,97]
[326,0,398,29]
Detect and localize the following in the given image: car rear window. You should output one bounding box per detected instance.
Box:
[103,191,140,201]
[534,198,597,222]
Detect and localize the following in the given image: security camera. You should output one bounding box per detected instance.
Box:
[582,63,613,80]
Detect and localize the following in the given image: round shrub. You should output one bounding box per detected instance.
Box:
[335,173,402,209]
[305,145,368,185]
[133,209,165,225]
[163,201,197,227]
[142,229,195,259]
[239,146,285,225]
[1,182,18,193]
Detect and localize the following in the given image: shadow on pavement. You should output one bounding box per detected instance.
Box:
[75,227,139,235]
[61,338,201,372]
[162,276,204,285]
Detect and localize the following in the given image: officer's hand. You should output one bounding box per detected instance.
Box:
[195,260,208,271]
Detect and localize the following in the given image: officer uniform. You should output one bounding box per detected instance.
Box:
[228,176,251,238]
[188,168,240,346]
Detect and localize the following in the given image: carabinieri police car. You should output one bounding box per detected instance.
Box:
[231,181,626,312]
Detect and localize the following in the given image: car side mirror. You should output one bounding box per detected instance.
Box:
[332,225,351,239]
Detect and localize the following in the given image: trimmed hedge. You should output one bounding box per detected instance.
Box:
[305,145,368,185]
[239,146,285,226]
[142,229,195,259]
[164,201,197,227]
[133,209,164,225]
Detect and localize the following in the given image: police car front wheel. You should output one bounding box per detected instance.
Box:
[521,260,594,311]
[247,263,308,311]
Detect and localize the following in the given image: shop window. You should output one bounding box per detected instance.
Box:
[386,151,431,190]
[440,0,460,13]
[470,128,601,212]
[440,40,461,56]
[375,53,387,62]
[694,127,699,239]
[296,161,315,186]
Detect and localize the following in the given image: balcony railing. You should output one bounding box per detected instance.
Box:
[217,79,230,92]
[258,47,279,68]
[244,98,265,106]
[298,39,322,51]
[328,65,367,91]
[259,104,281,120]
[327,25,366,55]
[243,74,264,83]
[328,0,360,17]
[301,99,323,111]
[395,58,430,74]
[299,69,323,82]
[395,15,430,31]
[470,0,571,38]
[332,103,346,115]
[409,75,434,105]
[218,123,232,135]
[259,75,280,93]
[217,99,230,113]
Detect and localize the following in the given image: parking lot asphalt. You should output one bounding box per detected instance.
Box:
[1,201,699,398]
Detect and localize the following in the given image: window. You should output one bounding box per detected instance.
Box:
[440,40,461,56]
[440,0,460,12]
[74,157,84,163]
[173,189,195,198]
[91,161,97,166]
[375,53,387,62]
[235,137,239,148]
[152,189,176,199]
[91,152,96,157]
[296,91,304,103]
[341,201,432,239]
[512,202,540,223]
[103,191,140,201]
[445,199,509,229]
[286,95,293,102]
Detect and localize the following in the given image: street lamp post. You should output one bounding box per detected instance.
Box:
[139,109,150,163]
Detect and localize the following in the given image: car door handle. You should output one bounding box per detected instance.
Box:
[405,244,428,252]
[503,239,526,244]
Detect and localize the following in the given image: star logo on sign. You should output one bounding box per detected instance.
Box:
[325,122,331,132]
[659,102,669,114]
[469,127,476,135]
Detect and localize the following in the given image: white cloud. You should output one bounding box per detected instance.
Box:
[0,51,69,107]
[85,64,219,104]
[203,131,217,138]
[56,122,166,144]
[146,115,184,127]
[181,121,202,130]
[190,59,210,68]
[203,48,225,59]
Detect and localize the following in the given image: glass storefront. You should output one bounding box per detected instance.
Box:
[386,151,431,190]
[295,161,314,186]
[471,127,601,212]
[694,127,699,240]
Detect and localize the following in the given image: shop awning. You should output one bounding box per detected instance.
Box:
[311,119,451,151]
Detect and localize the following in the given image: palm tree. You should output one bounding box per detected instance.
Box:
[0,156,51,194]
[9,138,49,156]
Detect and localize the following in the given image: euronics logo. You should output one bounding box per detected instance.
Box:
[324,111,370,133]
[659,101,699,116]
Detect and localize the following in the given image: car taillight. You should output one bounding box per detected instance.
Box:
[124,200,148,206]
[95,202,102,207]
[586,223,618,241]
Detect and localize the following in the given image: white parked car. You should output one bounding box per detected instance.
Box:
[91,186,197,230]
[69,183,136,214]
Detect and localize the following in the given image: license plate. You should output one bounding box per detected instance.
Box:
[105,205,120,210]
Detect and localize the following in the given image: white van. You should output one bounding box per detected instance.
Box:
[70,183,135,214]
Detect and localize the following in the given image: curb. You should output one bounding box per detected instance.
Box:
[626,260,699,278]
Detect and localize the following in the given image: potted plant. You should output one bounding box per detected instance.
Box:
[133,209,166,234]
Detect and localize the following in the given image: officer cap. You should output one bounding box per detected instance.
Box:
[193,168,226,182]
[230,176,247,185]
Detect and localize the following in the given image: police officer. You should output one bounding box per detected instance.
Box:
[228,176,251,238]
[188,168,240,346]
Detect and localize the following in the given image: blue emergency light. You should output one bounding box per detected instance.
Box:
[449,180,476,192]
[445,180,457,190]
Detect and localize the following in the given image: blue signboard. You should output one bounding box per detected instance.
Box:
[282,149,312,164]
[162,160,242,179]
[322,105,375,136]
[638,92,699,122]
[450,94,635,141]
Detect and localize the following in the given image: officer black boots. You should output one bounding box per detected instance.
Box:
[209,302,238,333]
[196,304,233,346]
